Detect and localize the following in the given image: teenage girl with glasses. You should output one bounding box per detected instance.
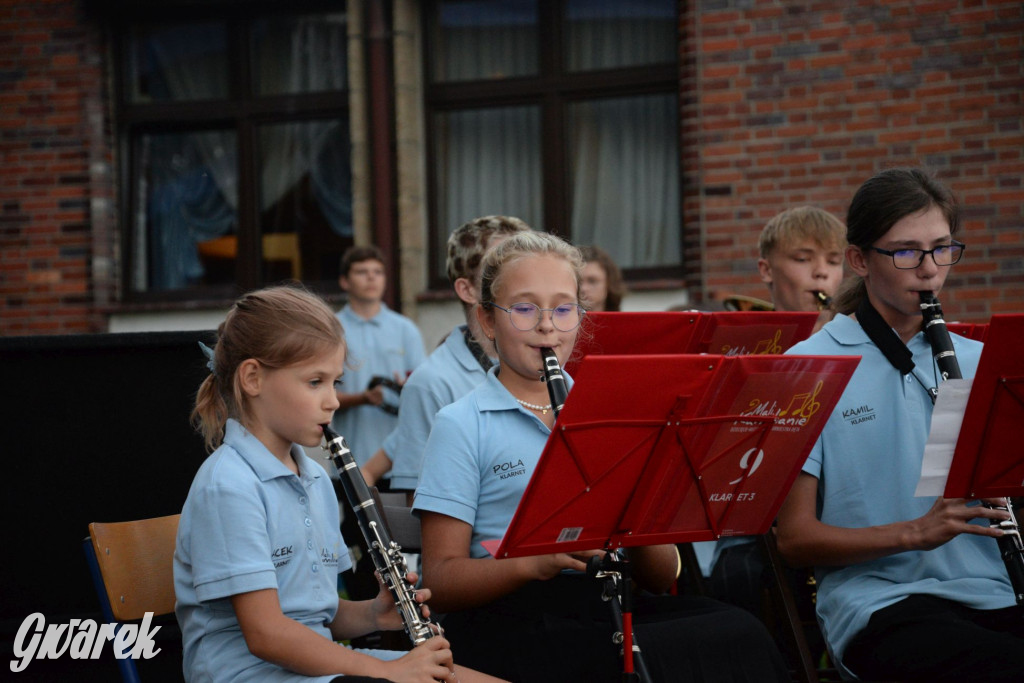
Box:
[412,231,789,682]
[776,168,1024,682]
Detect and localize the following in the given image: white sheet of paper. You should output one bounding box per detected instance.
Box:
[915,378,974,497]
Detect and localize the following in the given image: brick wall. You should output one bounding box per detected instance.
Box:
[0,0,111,335]
[682,0,1023,322]
[1,1,1021,335]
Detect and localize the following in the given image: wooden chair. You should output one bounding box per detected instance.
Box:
[757,533,821,683]
[83,514,181,683]
[197,233,303,280]
[682,534,833,683]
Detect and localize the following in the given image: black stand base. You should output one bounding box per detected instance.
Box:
[588,550,653,683]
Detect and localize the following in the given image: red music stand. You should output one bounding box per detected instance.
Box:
[566,312,702,376]
[482,353,857,680]
[689,311,819,356]
[947,322,989,343]
[944,315,1024,499]
[486,353,858,559]
[567,311,819,376]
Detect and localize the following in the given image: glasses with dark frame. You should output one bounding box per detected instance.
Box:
[488,302,585,332]
[867,241,965,269]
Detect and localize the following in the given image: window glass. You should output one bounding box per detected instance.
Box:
[568,94,679,268]
[432,105,543,277]
[132,130,238,293]
[121,9,353,299]
[257,120,351,284]
[127,23,229,102]
[565,0,677,71]
[252,13,348,95]
[425,1,680,285]
[431,0,538,82]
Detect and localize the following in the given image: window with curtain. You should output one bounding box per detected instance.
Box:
[119,9,352,300]
[424,0,679,287]
[431,105,543,279]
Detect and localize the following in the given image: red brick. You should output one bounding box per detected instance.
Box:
[2,0,1022,335]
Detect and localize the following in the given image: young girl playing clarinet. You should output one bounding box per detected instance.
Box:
[413,231,789,682]
[174,284,502,683]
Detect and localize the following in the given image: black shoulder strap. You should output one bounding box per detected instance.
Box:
[462,325,494,373]
[856,296,915,375]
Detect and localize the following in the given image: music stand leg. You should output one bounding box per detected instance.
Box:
[590,551,653,683]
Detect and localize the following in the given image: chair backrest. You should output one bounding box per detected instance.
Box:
[366,488,422,554]
[380,503,423,553]
[87,514,181,622]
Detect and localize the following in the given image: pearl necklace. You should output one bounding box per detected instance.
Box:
[515,398,553,415]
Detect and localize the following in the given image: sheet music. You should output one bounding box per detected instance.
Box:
[915,378,974,497]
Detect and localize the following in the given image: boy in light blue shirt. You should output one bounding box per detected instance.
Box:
[704,206,847,617]
[331,245,425,466]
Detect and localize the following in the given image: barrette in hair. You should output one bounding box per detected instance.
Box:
[198,341,216,373]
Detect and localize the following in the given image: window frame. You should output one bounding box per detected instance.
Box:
[421,0,682,291]
[111,1,354,305]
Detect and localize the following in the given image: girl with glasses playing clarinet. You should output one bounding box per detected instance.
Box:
[413,231,789,682]
[777,167,1024,682]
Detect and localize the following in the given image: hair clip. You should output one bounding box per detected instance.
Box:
[198,341,216,374]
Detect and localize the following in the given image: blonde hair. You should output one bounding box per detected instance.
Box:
[478,231,585,307]
[477,231,592,359]
[191,285,345,452]
[758,206,846,259]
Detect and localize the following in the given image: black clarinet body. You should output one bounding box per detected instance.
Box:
[919,291,962,383]
[990,500,1024,607]
[918,291,1024,607]
[540,347,569,419]
[321,424,438,643]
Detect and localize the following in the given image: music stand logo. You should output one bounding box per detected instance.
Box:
[719,328,784,356]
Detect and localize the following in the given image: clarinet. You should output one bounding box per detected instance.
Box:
[321,424,439,643]
[919,291,1024,606]
[540,347,569,419]
[814,291,833,310]
[919,290,962,385]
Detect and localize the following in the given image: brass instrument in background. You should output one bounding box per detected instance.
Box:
[722,291,832,312]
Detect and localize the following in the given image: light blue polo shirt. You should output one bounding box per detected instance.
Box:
[174,419,363,683]
[332,303,425,465]
[385,324,492,491]
[413,367,571,558]
[787,314,1012,663]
